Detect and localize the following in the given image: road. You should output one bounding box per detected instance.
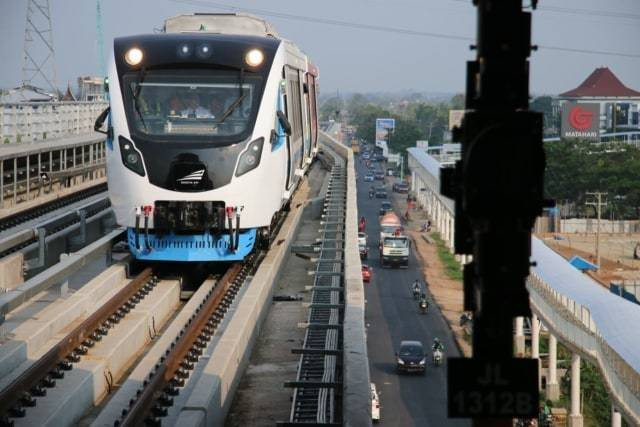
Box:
[357,157,470,427]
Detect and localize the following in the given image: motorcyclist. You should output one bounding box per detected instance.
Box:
[432,337,444,352]
[412,280,421,298]
[419,293,428,313]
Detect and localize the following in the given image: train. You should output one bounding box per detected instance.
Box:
[95,13,319,262]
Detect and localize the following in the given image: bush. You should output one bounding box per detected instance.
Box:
[431,232,462,280]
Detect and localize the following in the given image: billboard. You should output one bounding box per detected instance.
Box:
[375,118,395,146]
[561,103,600,140]
[448,110,465,130]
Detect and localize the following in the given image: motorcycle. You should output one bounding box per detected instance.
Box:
[412,286,421,300]
[419,298,428,314]
[432,348,443,366]
[369,190,374,199]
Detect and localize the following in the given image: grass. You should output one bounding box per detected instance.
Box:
[537,337,620,426]
[430,232,463,281]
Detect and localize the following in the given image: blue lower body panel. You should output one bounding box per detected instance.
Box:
[127,228,257,262]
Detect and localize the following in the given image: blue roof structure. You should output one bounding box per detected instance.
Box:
[568,255,598,271]
[532,237,640,373]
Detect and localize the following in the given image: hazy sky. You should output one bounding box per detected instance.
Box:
[1,0,639,96]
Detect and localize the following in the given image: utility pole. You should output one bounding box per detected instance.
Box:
[586,192,608,269]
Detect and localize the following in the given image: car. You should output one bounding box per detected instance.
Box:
[379,201,393,216]
[358,232,367,247]
[396,340,426,374]
[393,181,410,193]
[364,174,375,182]
[375,189,388,199]
[374,172,385,181]
[362,153,370,160]
[371,383,381,422]
[362,264,372,282]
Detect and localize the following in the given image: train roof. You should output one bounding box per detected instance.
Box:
[164,13,279,38]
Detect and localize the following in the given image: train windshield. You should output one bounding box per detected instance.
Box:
[122,69,263,143]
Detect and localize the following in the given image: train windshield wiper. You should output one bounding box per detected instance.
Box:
[131,68,148,131]
[216,68,246,125]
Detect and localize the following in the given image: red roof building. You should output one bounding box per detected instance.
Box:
[560,67,640,98]
[556,68,640,133]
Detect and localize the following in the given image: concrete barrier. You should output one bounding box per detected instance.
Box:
[174,180,311,427]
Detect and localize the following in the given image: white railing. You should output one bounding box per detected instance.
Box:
[0,101,108,144]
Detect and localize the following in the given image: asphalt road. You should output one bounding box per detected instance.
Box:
[357,157,470,427]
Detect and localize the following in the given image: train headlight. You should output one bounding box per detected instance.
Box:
[119,136,146,176]
[196,44,212,59]
[177,43,192,58]
[124,48,143,66]
[236,137,264,177]
[245,49,264,67]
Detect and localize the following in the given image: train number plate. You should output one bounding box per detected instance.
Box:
[448,358,538,418]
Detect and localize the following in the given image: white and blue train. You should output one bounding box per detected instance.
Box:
[96,14,319,262]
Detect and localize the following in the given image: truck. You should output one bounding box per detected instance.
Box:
[379,212,402,242]
[351,138,360,154]
[380,234,410,268]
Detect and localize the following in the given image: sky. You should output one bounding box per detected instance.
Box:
[0,0,639,96]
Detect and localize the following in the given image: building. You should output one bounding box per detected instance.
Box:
[77,76,106,101]
[556,67,640,132]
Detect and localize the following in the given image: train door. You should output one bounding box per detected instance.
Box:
[285,66,304,189]
[300,73,312,164]
[306,73,318,154]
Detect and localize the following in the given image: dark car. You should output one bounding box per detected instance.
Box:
[396,340,426,374]
[374,172,385,181]
[375,189,388,199]
[393,181,410,193]
[379,201,393,216]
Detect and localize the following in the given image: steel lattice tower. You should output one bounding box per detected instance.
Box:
[22,0,58,97]
[96,0,106,77]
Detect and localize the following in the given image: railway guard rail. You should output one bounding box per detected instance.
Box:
[286,153,344,425]
[281,131,370,426]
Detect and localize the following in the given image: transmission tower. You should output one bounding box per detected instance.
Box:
[96,0,106,77]
[22,0,58,97]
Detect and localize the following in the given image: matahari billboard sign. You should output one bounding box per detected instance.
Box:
[375,118,395,146]
[561,103,600,140]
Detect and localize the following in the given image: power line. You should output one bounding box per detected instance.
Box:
[170,0,472,41]
[169,0,640,59]
[449,0,640,21]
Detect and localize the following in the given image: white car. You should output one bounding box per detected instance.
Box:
[358,232,368,247]
[371,382,381,422]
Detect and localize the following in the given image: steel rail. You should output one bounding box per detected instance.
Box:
[118,262,248,426]
[0,267,155,418]
[0,183,108,232]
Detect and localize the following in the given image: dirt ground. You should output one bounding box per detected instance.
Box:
[538,232,640,286]
[389,181,472,357]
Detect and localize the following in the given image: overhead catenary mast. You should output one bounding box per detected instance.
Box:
[96,0,106,77]
[22,0,58,98]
